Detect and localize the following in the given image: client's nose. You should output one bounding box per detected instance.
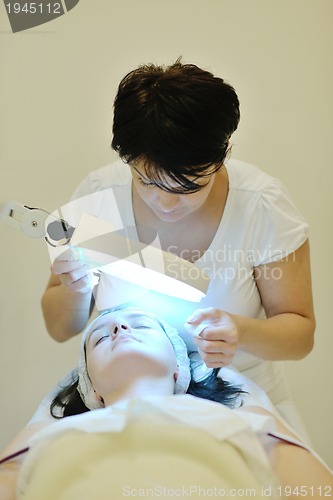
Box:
[112,322,131,336]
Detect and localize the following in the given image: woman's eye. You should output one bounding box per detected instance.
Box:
[133,324,151,330]
[138,177,155,187]
[95,335,109,346]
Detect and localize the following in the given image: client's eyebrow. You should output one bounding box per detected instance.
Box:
[86,322,109,347]
[123,312,162,329]
[86,313,162,346]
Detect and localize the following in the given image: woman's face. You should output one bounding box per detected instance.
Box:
[130,164,218,222]
[85,310,178,399]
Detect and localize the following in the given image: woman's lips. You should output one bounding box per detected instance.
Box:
[111,334,139,349]
[154,207,184,218]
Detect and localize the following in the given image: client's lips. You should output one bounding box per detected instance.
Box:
[111,334,139,349]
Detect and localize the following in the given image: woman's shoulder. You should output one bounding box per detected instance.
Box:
[226,158,281,193]
[70,160,131,200]
[84,160,132,190]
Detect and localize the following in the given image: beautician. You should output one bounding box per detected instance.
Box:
[41,60,315,435]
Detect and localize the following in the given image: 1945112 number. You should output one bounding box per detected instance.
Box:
[5,3,62,14]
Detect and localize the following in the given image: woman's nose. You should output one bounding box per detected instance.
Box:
[156,191,179,211]
[112,322,131,337]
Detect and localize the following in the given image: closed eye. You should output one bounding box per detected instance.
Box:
[95,335,109,346]
[138,177,155,187]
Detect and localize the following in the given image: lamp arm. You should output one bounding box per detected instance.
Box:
[0,200,74,244]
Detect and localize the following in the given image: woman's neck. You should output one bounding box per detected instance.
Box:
[132,167,228,261]
[102,377,175,407]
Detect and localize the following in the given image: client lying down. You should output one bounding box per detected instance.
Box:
[0,308,332,499]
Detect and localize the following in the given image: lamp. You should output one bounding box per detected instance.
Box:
[1,201,209,303]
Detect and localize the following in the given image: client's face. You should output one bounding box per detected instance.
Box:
[85,310,178,400]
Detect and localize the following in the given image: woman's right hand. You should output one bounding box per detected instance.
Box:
[51,247,95,294]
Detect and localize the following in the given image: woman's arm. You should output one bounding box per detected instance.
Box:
[41,273,94,342]
[188,240,315,366]
[0,421,52,500]
[41,247,96,342]
[239,406,332,496]
[0,462,20,500]
[238,239,315,360]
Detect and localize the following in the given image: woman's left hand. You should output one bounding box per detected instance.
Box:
[185,308,240,367]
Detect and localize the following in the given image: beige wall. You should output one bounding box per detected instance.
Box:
[0,0,332,467]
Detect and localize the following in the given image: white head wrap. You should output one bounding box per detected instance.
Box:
[77,308,191,410]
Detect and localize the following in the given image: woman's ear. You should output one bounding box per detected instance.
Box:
[173,366,179,382]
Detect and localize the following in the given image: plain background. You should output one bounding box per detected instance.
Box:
[0,0,332,467]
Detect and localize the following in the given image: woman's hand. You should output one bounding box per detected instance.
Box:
[51,247,95,294]
[185,307,240,367]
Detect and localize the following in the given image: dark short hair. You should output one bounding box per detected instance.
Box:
[111,60,240,193]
